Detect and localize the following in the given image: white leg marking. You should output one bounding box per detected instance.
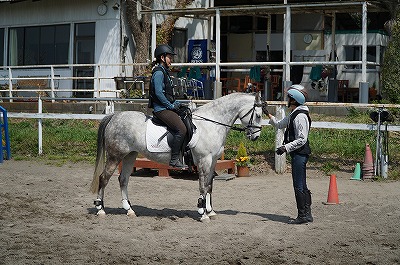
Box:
[198,208,205,215]
[121,199,131,210]
[200,214,210,222]
[127,209,137,217]
[207,210,217,218]
[205,193,212,212]
[97,209,106,216]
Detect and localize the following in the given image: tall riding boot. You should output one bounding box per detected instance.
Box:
[169,134,187,169]
[305,189,313,222]
[289,190,308,224]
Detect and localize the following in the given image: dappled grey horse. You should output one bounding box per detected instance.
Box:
[90,92,264,222]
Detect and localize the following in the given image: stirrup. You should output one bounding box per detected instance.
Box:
[169,160,188,169]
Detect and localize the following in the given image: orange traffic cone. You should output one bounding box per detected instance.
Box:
[324,174,339,205]
[362,143,374,180]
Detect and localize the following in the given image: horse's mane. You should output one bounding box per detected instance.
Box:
[193,93,255,114]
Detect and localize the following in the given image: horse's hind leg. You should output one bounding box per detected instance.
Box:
[95,156,120,216]
[119,152,138,217]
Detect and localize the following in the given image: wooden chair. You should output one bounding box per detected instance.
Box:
[221,77,241,95]
[270,74,281,100]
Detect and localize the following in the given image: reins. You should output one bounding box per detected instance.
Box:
[193,113,246,131]
[193,102,264,134]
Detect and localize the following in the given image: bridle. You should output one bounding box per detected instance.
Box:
[240,102,264,137]
[193,102,265,137]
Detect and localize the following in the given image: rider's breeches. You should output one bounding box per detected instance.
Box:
[154,109,187,137]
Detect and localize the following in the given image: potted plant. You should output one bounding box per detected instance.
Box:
[235,142,251,177]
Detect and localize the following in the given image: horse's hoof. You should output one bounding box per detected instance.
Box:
[127,209,137,217]
[207,210,217,219]
[96,209,106,216]
[200,214,211,223]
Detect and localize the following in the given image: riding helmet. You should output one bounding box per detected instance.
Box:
[287,84,307,105]
[154,44,176,59]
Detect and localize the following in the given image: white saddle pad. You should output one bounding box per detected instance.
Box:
[146,119,199,153]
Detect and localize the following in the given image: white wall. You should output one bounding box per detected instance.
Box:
[325,32,389,89]
[0,0,122,97]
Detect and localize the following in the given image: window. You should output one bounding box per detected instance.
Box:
[171,28,187,63]
[73,23,95,98]
[74,23,95,64]
[8,24,70,66]
[344,45,377,69]
[230,16,253,33]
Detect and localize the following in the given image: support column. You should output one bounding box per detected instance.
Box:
[359,1,369,103]
[283,4,291,94]
[214,8,222,99]
[151,12,157,60]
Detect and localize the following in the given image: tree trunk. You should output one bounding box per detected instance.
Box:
[125,0,195,75]
[125,0,152,75]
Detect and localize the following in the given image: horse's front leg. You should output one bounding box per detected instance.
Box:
[197,157,217,222]
[119,152,138,217]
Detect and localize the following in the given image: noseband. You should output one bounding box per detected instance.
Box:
[239,102,264,137]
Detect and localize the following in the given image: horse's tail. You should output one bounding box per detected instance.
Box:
[90,114,114,194]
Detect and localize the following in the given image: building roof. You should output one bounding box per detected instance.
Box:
[141,1,387,17]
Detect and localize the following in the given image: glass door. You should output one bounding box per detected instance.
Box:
[73,23,95,98]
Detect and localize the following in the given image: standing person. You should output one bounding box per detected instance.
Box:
[148,44,187,169]
[264,84,313,224]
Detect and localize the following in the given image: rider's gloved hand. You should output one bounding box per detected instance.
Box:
[276,146,286,155]
[262,105,269,116]
[173,102,181,110]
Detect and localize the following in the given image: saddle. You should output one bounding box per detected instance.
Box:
[149,105,197,167]
[151,105,196,143]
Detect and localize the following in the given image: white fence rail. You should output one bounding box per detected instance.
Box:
[7,112,400,132]
[4,98,400,173]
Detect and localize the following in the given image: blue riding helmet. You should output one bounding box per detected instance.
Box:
[287,85,306,105]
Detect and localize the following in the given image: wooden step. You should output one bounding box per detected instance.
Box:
[119,158,236,177]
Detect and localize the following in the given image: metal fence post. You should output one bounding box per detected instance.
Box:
[0,106,11,162]
[38,97,43,155]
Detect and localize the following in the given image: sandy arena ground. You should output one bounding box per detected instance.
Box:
[0,159,399,265]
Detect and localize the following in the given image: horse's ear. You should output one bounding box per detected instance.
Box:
[255,91,262,104]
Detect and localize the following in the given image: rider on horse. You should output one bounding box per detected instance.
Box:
[148,44,187,169]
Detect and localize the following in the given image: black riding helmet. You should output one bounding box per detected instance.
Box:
[154,44,176,59]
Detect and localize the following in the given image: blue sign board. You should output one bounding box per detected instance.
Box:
[188,39,207,63]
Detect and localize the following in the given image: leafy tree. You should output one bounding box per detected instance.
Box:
[381,1,400,103]
[125,0,194,76]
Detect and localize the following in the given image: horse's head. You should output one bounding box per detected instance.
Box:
[239,92,264,141]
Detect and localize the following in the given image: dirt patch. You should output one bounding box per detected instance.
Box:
[0,160,399,264]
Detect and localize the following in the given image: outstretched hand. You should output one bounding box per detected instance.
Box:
[276,146,286,155]
[262,104,269,116]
